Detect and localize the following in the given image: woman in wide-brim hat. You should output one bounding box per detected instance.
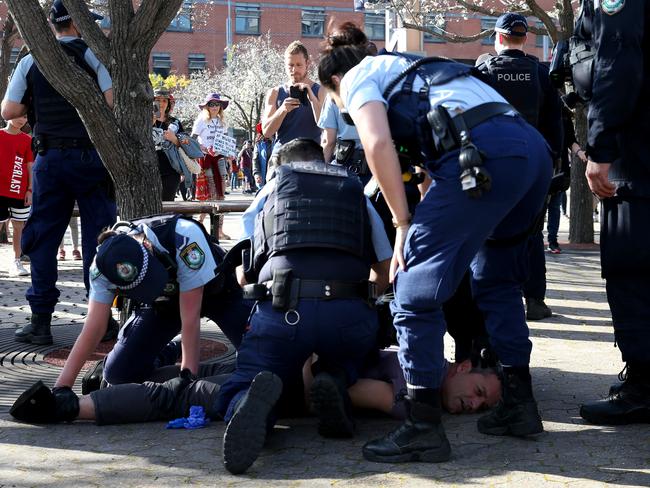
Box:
[191,93,231,239]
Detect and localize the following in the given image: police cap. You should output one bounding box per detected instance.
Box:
[494,13,528,37]
[49,0,104,25]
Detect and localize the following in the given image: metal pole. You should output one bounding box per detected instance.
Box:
[227,0,232,48]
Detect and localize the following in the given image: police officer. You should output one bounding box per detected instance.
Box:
[50,214,252,391]
[477,12,563,321]
[216,138,392,474]
[317,23,552,463]
[0,0,117,345]
[580,0,650,425]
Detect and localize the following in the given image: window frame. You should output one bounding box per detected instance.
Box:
[301,7,326,38]
[235,3,261,36]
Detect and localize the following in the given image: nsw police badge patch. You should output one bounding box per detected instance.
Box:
[180,242,205,269]
[116,262,138,282]
[601,0,625,15]
[90,263,102,281]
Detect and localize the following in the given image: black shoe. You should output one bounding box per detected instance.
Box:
[477,367,543,437]
[310,372,355,438]
[100,316,119,343]
[81,358,106,395]
[222,371,283,475]
[525,298,552,321]
[580,363,650,425]
[362,391,451,464]
[10,381,79,423]
[15,313,53,345]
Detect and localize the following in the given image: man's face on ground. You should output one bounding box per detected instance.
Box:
[285,53,309,84]
[441,360,501,414]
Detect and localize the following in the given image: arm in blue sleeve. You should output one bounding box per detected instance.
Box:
[587,2,645,162]
[3,56,33,103]
[83,48,112,93]
[240,180,274,239]
[365,198,393,262]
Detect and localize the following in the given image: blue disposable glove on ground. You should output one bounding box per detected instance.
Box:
[166,405,210,430]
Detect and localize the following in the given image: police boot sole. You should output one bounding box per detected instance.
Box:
[310,374,355,438]
[81,359,105,395]
[478,417,544,437]
[362,443,451,464]
[222,372,282,475]
[579,405,650,425]
[14,332,53,345]
[10,381,55,423]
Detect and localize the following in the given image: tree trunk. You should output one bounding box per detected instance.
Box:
[0,15,18,114]
[569,104,595,243]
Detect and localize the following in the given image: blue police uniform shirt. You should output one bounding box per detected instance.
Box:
[240,177,393,264]
[89,219,217,304]
[317,96,362,150]
[4,36,112,104]
[340,54,510,120]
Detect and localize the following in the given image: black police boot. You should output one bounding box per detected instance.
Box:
[525,298,552,321]
[10,381,79,423]
[15,313,53,345]
[362,388,451,463]
[310,371,355,438]
[100,316,119,343]
[81,358,106,395]
[222,371,283,475]
[580,362,650,425]
[477,366,543,436]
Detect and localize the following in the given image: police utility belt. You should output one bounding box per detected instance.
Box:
[243,270,377,310]
[427,101,514,198]
[33,135,93,155]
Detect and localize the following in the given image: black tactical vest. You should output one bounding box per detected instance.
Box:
[483,53,542,127]
[381,52,483,165]
[253,161,368,270]
[24,38,98,139]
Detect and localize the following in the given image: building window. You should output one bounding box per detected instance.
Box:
[481,18,496,45]
[152,52,172,77]
[302,7,325,38]
[188,53,207,73]
[10,47,21,68]
[364,12,384,41]
[168,1,192,32]
[535,22,549,48]
[235,3,260,35]
[423,18,446,44]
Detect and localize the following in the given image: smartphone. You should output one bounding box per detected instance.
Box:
[289,85,309,105]
[153,100,161,118]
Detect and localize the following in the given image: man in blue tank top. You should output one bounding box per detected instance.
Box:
[261,41,325,167]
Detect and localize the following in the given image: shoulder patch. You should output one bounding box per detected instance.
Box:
[90,264,102,281]
[180,242,205,270]
[601,0,624,15]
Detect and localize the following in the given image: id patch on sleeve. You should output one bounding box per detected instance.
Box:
[601,0,625,15]
[180,242,205,270]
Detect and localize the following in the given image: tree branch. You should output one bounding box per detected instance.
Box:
[129,0,184,53]
[403,21,493,44]
[524,0,559,42]
[61,0,111,68]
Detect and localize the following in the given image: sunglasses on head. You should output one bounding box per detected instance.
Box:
[207,101,221,108]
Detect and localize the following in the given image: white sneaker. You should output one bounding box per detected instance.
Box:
[11,259,29,277]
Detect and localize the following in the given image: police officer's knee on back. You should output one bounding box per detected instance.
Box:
[217,138,392,475]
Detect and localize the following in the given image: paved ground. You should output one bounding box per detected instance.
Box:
[0,203,648,487]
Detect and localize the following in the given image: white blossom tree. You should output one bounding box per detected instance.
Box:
[174,33,286,140]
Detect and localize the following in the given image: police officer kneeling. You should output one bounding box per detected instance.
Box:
[215,138,392,475]
[42,214,252,395]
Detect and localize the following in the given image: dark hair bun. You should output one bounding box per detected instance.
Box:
[325,22,368,52]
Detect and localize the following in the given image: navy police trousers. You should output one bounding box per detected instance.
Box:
[103,291,254,384]
[391,116,552,388]
[22,149,116,314]
[215,299,378,421]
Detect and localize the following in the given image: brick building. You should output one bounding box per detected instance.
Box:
[150,0,556,77]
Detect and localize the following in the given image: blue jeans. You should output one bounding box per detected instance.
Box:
[391,116,552,388]
[22,149,116,314]
[215,299,378,421]
[547,191,562,245]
